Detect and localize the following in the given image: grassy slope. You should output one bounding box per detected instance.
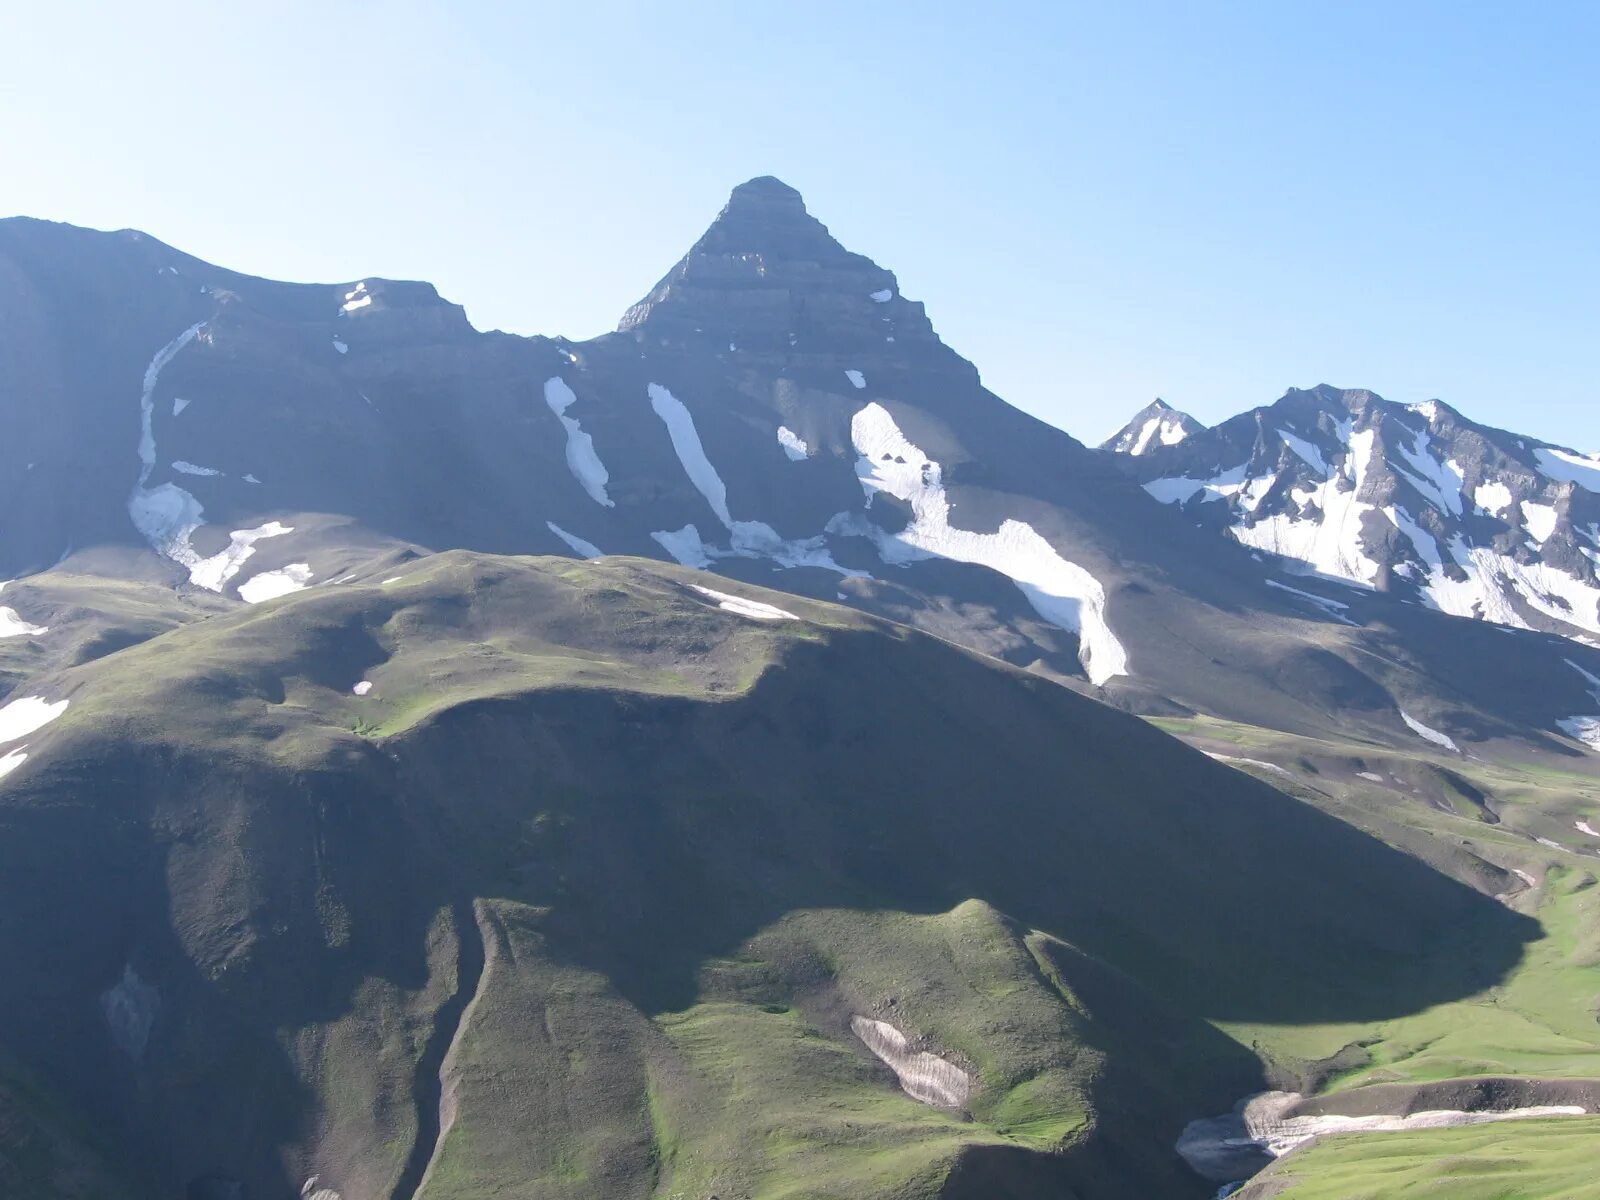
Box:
[1237,1117,1600,1199]
[1151,713,1600,1093]
[0,554,1555,1199]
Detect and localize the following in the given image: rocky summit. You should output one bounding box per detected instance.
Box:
[1,180,1599,1200]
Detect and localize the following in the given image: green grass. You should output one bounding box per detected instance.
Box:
[1245,1117,1600,1198]
[1150,712,1600,1090]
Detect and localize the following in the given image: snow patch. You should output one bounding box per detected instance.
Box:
[352,681,373,696]
[1143,464,1249,505]
[689,585,798,621]
[650,385,862,577]
[546,521,602,559]
[1420,540,1600,636]
[1558,716,1600,751]
[777,426,810,461]
[188,521,295,593]
[238,563,313,603]
[1522,501,1559,545]
[543,377,615,507]
[845,369,866,389]
[341,282,371,313]
[850,1016,969,1108]
[839,403,1127,684]
[1400,709,1459,752]
[1263,578,1357,625]
[1535,447,1600,492]
[332,339,348,354]
[1473,480,1514,517]
[651,524,712,568]
[869,288,893,302]
[172,460,222,477]
[0,695,68,745]
[0,748,27,779]
[1392,428,1464,516]
[1278,429,1330,475]
[171,397,190,417]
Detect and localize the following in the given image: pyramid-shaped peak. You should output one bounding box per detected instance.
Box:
[616,178,957,366]
[1102,399,1205,455]
[725,175,807,212]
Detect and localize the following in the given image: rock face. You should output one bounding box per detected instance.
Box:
[1107,384,1600,644]
[618,176,950,367]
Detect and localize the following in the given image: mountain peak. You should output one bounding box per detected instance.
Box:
[1102,398,1204,455]
[615,178,954,366]
[724,175,807,212]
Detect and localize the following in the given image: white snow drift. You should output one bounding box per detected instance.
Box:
[648,384,862,577]
[850,1016,970,1109]
[238,563,314,603]
[544,377,615,507]
[689,585,798,621]
[1399,709,1459,752]
[0,695,68,745]
[839,402,1127,684]
[546,521,603,559]
[776,426,811,461]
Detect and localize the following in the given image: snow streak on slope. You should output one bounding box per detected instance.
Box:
[837,403,1128,684]
[1263,579,1357,625]
[1558,659,1600,752]
[647,384,863,577]
[546,522,603,559]
[689,585,798,621]
[1400,709,1459,752]
[129,323,208,566]
[544,377,615,507]
[648,383,732,525]
[126,325,307,596]
[850,1016,970,1109]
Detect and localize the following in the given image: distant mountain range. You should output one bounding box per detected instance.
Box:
[1104,385,1600,651]
[1,180,1597,1200]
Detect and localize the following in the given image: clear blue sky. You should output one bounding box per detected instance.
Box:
[5,1,1596,447]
